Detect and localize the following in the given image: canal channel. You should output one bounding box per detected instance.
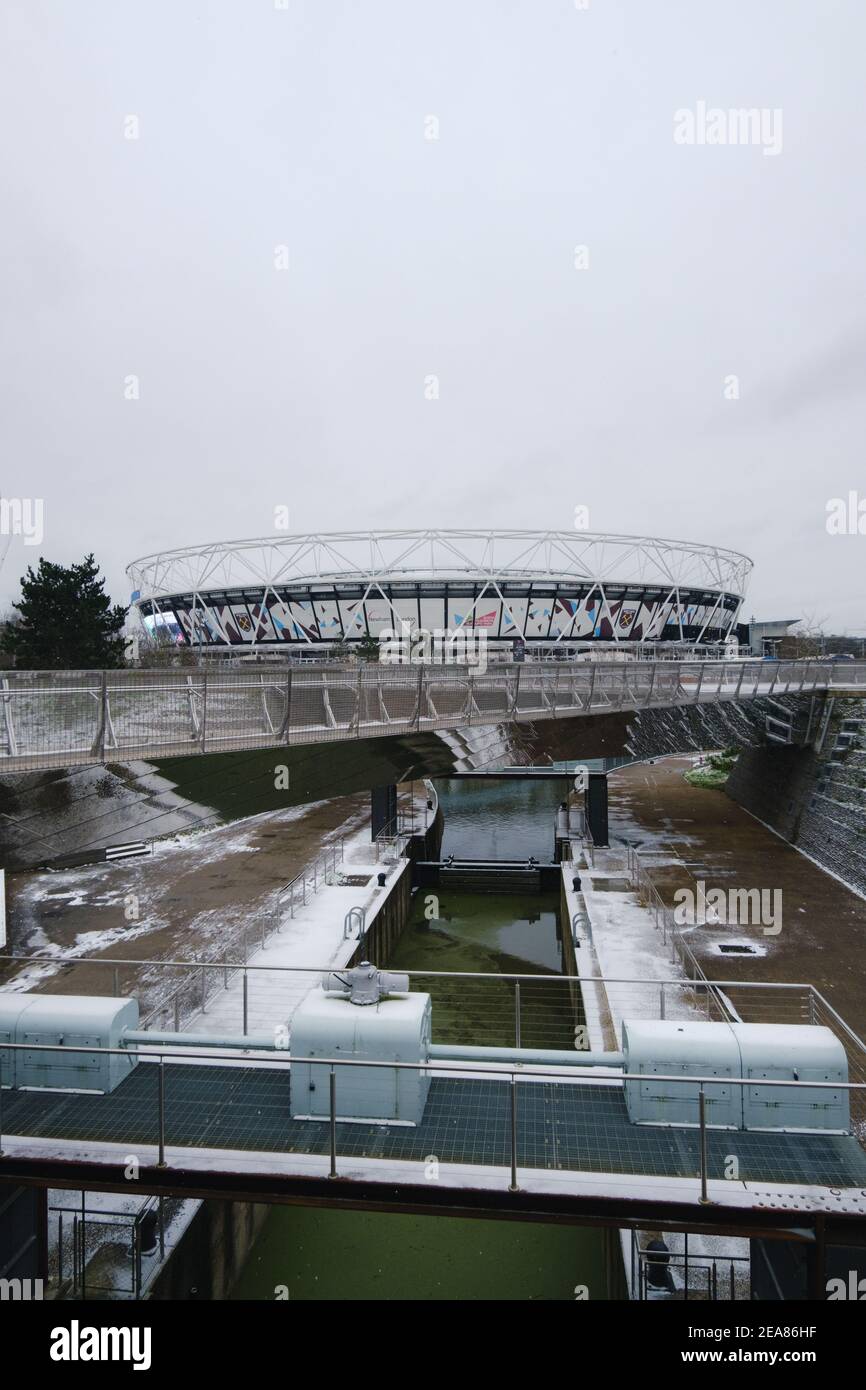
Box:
[232,776,611,1301]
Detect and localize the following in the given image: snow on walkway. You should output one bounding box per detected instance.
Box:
[170,821,409,1043]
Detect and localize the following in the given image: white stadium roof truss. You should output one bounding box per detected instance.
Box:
[128,530,752,646]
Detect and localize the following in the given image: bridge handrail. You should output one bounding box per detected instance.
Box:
[0,658,863,771]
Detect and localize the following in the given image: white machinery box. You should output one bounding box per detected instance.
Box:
[622,1019,849,1133]
[0,993,139,1094]
[290,986,432,1125]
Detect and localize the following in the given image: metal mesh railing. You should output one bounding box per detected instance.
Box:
[2,952,863,1068]
[3,1034,866,1199]
[0,659,861,771]
[48,1193,180,1301]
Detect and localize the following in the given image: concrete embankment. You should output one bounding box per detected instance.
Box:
[625,694,866,899]
[604,756,866,1038]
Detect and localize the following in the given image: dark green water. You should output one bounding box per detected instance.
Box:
[231,1207,606,1301]
[234,776,605,1300]
[436,776,567,860]
[388,889,581,1051]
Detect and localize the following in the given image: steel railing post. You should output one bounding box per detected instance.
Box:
[511,664,522,717]
[329,1067,338,1178]
[509,1074,520,1192]
[200,671,208,751]
[98,670,108,758]
[157,1057,167,1168]
[415,666,425,730]
[699,1087,709,1203]
[243,969,249,1033]
[281,669,292,743]
[514,981,521,1048]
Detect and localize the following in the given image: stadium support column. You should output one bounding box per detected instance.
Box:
[585,772,609,848]
[371,784,398,840]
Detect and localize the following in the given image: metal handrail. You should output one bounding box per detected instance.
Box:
[0,952,845,996]
[622,843,731,1018]
[631,1228,748,1301]
[3,1037,865,1202]
[2,658,862,773]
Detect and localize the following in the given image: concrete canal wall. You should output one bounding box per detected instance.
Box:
[149,1199,270,1301]
[625,694,866,898]
[726,696,866,896]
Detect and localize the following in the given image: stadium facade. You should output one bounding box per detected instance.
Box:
[127,530,752,654]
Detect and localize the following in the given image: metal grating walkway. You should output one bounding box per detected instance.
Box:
[4,1064,866,1188]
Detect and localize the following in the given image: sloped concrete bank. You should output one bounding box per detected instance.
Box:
[725,697,866,896]
[624,693,812,762]
[624,695,866,898]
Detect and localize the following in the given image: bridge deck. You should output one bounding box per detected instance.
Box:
[4,1063,866,1189]
[2,659,863,772]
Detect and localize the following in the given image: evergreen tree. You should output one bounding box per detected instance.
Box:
[2,554,128,669]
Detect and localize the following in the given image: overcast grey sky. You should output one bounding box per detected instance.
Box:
[1,0,864,630]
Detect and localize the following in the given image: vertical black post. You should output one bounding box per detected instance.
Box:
[371,784,398,839]
[584,772,608,847]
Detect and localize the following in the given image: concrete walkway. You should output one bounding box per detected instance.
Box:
[175,825,410,1043]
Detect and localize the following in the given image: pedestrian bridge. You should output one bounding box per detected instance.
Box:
[1,658,864,774]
